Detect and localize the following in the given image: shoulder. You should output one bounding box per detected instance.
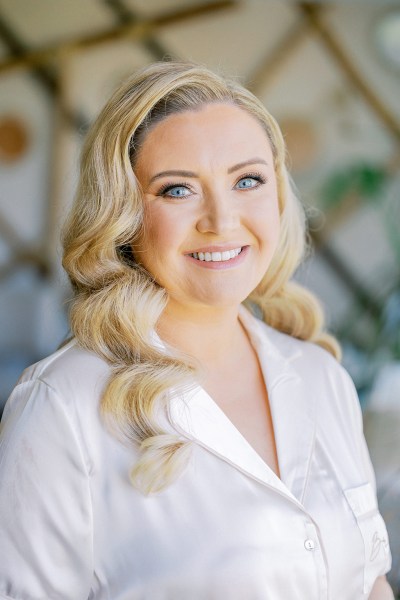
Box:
[251,315,358,417]
[252,313,343,374]
[3,341,112,450]
[241,304,346,379]
[253,317,372,479]
[0,344,95,599]
[14,339,112,406]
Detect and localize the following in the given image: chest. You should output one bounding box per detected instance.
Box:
[89,347,391,600]
[91,440,369,600]
[202,360,280,477]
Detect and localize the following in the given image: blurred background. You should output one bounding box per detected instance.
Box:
[0,0,399,593]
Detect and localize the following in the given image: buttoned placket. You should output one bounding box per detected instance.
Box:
[162,305,331,598]
[168,378,331,600]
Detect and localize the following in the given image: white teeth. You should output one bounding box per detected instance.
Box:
[190,247,243,261]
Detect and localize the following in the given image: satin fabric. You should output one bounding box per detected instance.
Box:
[0,306,391,599]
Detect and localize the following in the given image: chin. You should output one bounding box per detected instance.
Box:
[192,290,252,310]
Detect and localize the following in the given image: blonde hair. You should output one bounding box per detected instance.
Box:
[62,61,340,495]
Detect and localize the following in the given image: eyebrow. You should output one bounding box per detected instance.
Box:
[148,158,269,184]
[227,158,268,174]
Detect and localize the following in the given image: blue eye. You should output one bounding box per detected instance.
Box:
[158,183,191,198]
[235,174,265,190]
[167,186,190,197]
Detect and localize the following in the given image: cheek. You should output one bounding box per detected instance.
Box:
[252,193,281,249]
[137,203,184,266]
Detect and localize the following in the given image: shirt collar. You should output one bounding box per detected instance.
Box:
[166,305,316,505]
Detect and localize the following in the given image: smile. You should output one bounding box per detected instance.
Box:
[190,248,243,262]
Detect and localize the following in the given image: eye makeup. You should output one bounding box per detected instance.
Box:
[155,171,268,198]
[156,182,193,198]
[234,172,267,188]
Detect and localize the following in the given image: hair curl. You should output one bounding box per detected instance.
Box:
[62,61,340,495]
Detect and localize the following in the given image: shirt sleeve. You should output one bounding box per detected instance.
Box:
[338,364,392,578]
[339,365,379,493]
[0,379,93,600]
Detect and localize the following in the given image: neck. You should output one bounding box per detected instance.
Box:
[156,302,247,367]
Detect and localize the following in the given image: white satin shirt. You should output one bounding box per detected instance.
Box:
[0,306,392,599]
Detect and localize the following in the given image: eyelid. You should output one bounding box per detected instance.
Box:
[156,171,267,196]
[234,171,267,187]
[156,181,194,197]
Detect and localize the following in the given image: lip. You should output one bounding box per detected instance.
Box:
[185,245,250,269]
[185,243,246,254]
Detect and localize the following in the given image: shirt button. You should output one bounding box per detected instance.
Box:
[304,539,316,551]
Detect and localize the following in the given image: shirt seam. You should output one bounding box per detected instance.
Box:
[36,376,92,473]
[20,339,77,382]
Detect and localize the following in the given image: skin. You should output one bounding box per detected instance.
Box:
[133,102,282,476]
[369,576,394,599]
[133,102,280,364]
[132,103,393,596]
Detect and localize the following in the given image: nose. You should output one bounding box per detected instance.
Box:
[196,190,239,235]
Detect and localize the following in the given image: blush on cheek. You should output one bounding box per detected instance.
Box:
[133,224,172,282]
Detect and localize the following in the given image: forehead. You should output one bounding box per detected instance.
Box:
[134,103,273,175]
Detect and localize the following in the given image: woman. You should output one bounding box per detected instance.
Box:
[0,61,393,599]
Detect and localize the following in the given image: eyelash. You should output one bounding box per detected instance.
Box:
[157,181,193,197]
[238,172,267,187]
[156,172,267,197]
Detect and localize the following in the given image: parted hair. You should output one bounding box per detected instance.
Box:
[62,61,340,495]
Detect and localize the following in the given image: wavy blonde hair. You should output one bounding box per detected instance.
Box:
[62,61,340,495]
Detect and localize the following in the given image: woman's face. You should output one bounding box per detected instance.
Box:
[133,102,280,316]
